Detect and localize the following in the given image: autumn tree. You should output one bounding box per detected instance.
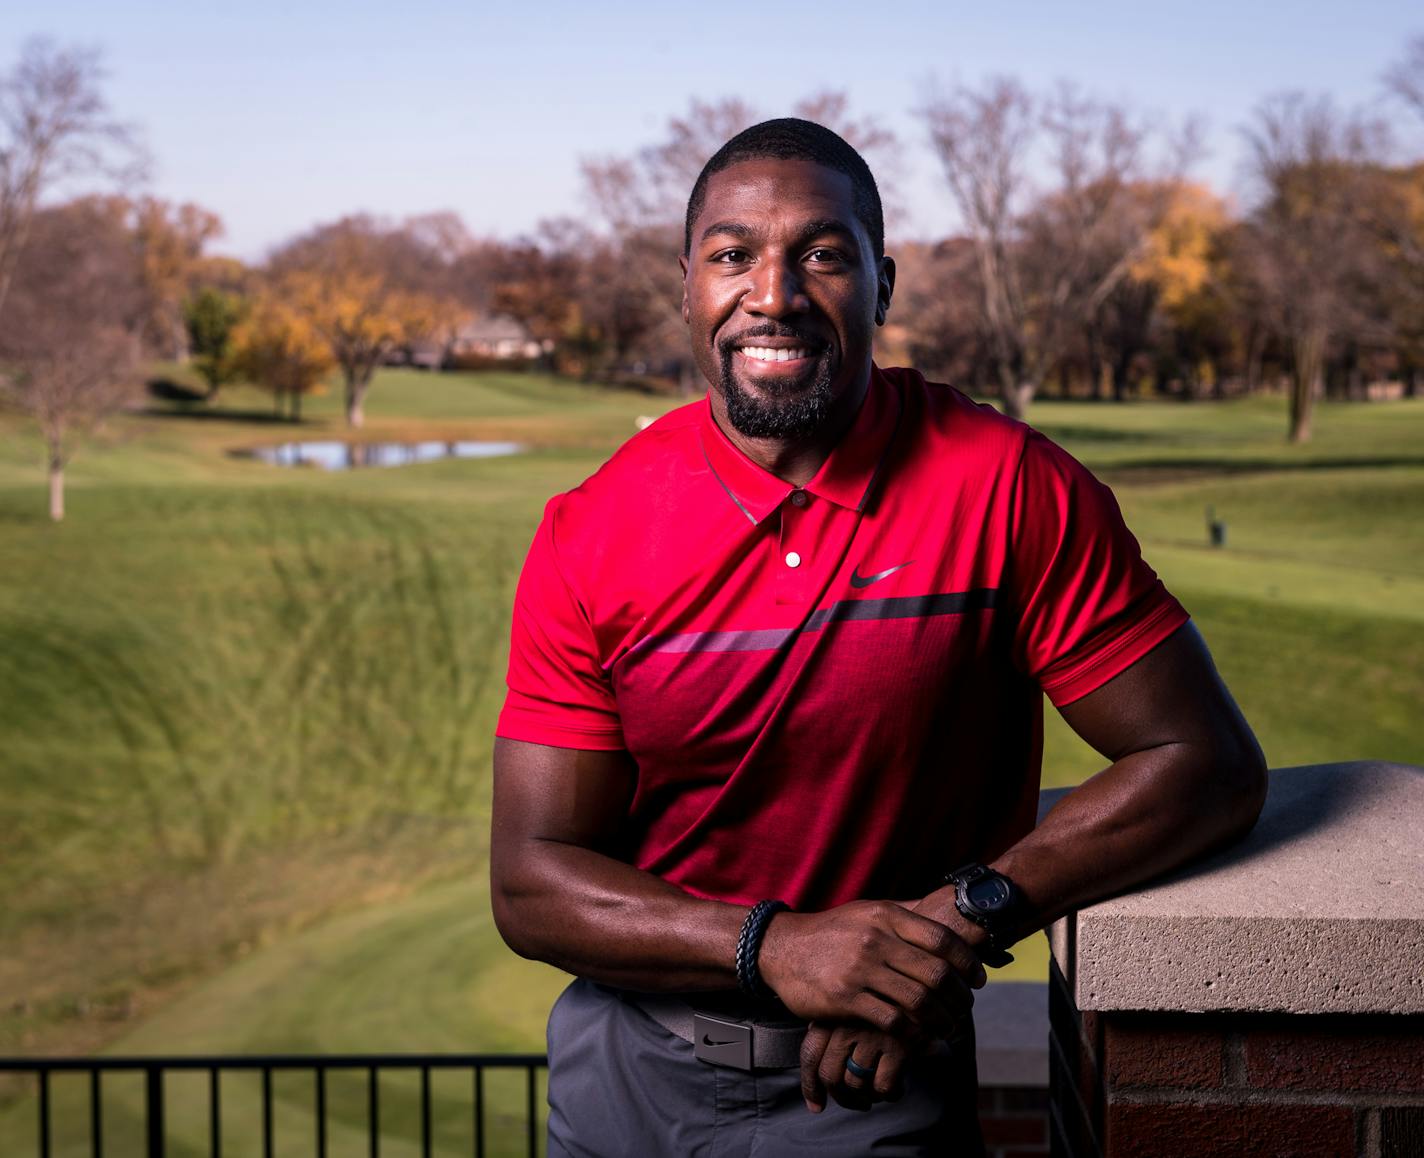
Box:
[0,197,143,520]
[131,197,224,359]
[0,39,142,326]
[184,286,247,401]
[232,290,334,422]
[268,216,463,427]
[1239,93,1389,441]
[1086,180,1231,399]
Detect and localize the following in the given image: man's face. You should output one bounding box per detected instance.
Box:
[681,158,893,442]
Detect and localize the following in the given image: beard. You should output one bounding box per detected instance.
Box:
[715,342,838,441]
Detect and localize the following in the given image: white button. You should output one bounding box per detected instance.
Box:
[785,551,802,568]
[790,491,808,507]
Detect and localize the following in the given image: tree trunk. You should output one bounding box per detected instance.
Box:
[291,390,303,423]
[48,456,64,522]
[1000,380,1036,421]
[345,374,369,429]
[1289,330,1323,444]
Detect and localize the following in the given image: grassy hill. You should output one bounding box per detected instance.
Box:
[1,367,1420,1148]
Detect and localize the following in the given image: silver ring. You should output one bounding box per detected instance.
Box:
[845,1055,877,1081]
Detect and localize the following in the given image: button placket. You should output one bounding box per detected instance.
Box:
[776,494,810,605]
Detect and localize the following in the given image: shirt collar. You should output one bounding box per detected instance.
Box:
[699,363,900,525]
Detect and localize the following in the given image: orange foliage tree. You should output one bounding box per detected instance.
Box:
[268,217,464,428]
[232,290,335,423]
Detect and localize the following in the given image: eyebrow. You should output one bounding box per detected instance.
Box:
[698,218,860,250]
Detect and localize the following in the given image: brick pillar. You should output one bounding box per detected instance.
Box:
[1049,961,1424,1157]
[1046,761,1424,1158]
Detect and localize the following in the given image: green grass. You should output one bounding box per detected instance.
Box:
[0,371,1420,1145]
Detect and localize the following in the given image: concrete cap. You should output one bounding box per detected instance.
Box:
[1049,762,1424,1015]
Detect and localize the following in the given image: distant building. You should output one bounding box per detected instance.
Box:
[393,314,550,370]
[450,314,548,361]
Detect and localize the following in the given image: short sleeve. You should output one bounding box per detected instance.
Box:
[1009,431,1189,707]
[495,497,626,750]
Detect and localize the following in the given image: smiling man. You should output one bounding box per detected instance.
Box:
[490,119,1267,1157]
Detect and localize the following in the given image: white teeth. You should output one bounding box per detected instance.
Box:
[741,346,809,362]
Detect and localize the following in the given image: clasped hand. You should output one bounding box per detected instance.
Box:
[756,889,985,1112]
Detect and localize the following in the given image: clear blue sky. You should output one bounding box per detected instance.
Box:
[3,0,1419,260]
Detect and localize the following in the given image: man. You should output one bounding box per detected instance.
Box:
[490,119,1266,1156]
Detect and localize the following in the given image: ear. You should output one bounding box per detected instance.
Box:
[679,254,691,324]
[875,255,896,327]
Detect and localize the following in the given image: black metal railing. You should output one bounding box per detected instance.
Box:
[0,1053,548,1158]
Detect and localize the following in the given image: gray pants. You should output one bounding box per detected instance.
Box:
[546,979,985,1157]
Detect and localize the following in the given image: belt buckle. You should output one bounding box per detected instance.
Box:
[692,1013,752,1071]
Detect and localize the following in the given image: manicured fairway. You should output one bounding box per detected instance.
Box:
[1,369,1419,1144]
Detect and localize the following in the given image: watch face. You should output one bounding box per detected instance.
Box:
[966,876,1013,913]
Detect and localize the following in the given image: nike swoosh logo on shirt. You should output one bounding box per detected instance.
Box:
[850,560,913,588]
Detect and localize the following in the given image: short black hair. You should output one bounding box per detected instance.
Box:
[683,118,884,261]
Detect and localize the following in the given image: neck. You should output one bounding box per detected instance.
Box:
[709,367,871,488]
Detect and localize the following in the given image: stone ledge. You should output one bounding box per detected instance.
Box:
[1049,762,1424,1015]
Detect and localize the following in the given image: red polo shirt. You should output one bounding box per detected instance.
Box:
[497,366,1188,910]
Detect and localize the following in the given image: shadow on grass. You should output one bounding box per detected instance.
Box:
[139,405,306,426]
[1032,423,1172,444]
[1101,456,1424,484]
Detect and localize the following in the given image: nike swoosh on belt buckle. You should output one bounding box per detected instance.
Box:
[692,1013,753,1070]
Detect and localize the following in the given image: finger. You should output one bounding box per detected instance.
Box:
[871,1044,905,1102]
[843,1042,882,1093]
[800,1023,833,1112]
[886,912,988,988]
[868,963,973,1037]
[816,1028,856,1096]
[849,989,909,1038]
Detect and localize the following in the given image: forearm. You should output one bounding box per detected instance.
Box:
[991,738,1267,937]
[492,837,747,992]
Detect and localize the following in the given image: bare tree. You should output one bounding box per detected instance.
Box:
[918,77,1184,417]
[1384,33,1424,123]
[0,38,143,325]
[0,198,143,520]
[1239,93,1389,441]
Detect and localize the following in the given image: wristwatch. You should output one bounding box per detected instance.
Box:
[944,863,1023,968]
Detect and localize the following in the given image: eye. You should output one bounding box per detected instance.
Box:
[805,247,847,266]
[711,248,751,265]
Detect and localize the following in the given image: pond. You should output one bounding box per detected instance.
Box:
[240,440,524,470]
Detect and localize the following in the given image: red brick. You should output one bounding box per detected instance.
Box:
[1103,1020,1223,1090]
[1105,1102,1354,1158]
[1246,1024,1424,1093]
[981,1114,1047,1146]
[1381,1107,1424,1158]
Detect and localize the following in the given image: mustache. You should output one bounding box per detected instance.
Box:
[717,326,826,355]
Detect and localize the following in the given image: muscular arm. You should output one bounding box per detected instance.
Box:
[489,737,984,1033]
[806,622,1268,1112]
[490,738,743,990]
[962,621,1267,937]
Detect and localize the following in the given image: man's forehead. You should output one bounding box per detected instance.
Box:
[693,158,861,241]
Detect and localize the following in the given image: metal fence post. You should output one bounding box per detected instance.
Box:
[144,1065,165,1158]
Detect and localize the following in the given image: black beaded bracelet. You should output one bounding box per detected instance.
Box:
[735,899,790,999]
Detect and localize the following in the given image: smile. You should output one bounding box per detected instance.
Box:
[737,346,813,363]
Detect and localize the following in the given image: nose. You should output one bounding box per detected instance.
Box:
[741,257,809,318]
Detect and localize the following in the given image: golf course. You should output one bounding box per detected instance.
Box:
[2,367,1421,1154]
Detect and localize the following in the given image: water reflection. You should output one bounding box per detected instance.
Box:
[244,440,523,470]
